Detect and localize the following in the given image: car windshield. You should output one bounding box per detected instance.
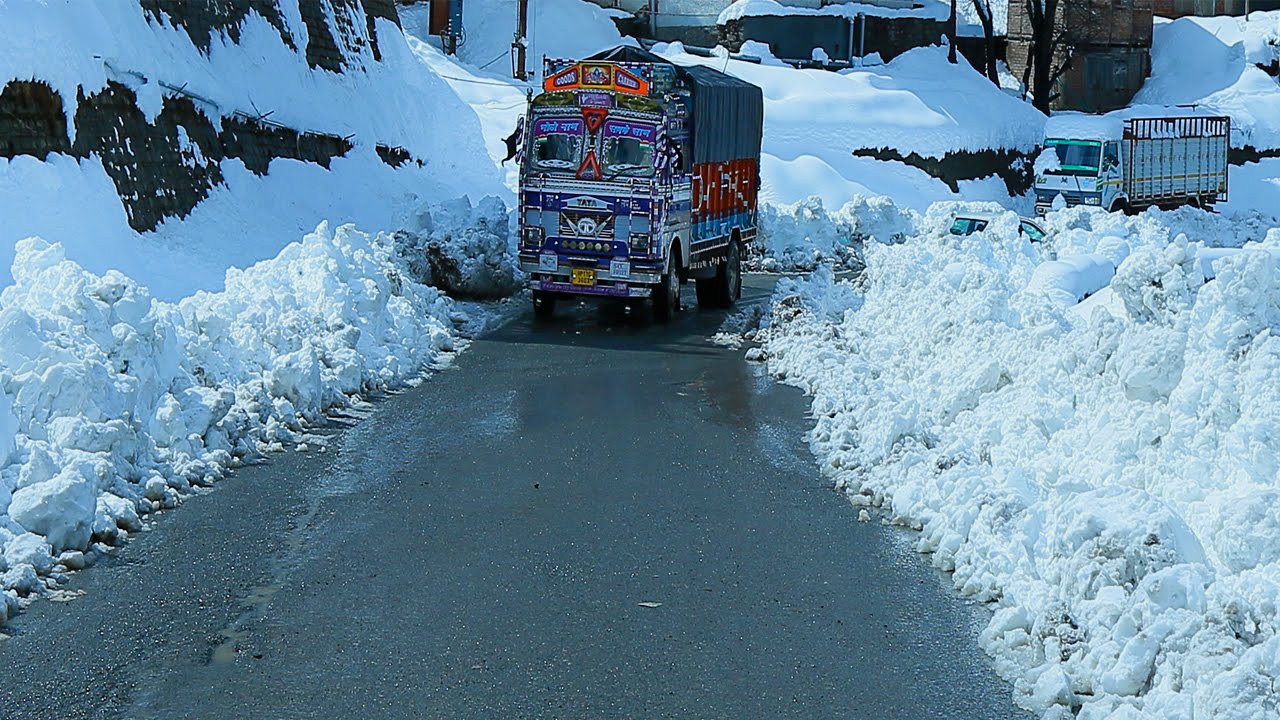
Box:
[602,120,656,179]
[1020,221,1046,242]
[949,217,989,236]
[1046,140,1101,177]
[530,116,584,171]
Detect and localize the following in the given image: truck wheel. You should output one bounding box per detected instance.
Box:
[652,266,681,323]
[697,241,741,309]
[1110,200,1130,215]
[533,291,555,320]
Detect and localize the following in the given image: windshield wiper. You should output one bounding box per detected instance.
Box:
[604,165,651,182]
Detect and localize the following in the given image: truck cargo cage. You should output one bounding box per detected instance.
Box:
[1123,115,1230,206]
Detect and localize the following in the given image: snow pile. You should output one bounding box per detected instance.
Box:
[754,194,919,272]
[0,219,478,612]
[0,1,499,299]
[393,195,521,298]
[758,204,1280,718]
[653,42,1042,210]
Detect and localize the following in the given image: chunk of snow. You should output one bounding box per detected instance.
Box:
[1022,254,1116,308]
[8,467,97,554]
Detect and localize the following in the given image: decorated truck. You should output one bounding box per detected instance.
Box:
[516,46,764,321]
[1035,112,1230,216]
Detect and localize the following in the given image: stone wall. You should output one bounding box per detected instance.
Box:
[852,146,1035,197]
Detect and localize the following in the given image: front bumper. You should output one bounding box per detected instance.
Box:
[1035,191,1102,214]
[519,256,663,299]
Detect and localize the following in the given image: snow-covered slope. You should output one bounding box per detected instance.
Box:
[0,0,500,299]
[757,203,1280,719]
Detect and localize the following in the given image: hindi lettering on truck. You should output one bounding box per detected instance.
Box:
[1034,112,1230,216]
[516,46,764,322]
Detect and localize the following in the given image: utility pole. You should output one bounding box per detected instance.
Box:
[649,0,658,39]
[513,0,529,81]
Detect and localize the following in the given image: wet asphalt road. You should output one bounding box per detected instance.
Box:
[0,276,1027,720]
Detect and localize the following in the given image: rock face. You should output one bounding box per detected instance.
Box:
[0,0,411,232]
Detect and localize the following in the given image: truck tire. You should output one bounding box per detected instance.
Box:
[1110,199,1130,215]
[652,263,681,323]
[533,291,556,320]
[697,241,741,309]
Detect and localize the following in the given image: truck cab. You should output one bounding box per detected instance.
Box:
[1035,134,1126,215]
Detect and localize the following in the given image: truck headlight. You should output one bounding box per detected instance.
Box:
[1084,196,1101,206]
[521,226,544,246]
[629,233,649,251]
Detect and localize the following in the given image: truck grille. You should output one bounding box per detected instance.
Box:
[559,211,615,240]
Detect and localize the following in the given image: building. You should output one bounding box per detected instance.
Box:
[1007,0,1154,112]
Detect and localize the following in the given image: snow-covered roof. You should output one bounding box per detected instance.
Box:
[1045,113,1126,142]
[718,0,949,24]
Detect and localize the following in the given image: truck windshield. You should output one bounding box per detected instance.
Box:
[531,117,584,171]
[1046,140,1101,177]
[602,119,656,179]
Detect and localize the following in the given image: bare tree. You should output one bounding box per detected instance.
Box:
[948,0,958,64]
[969,0,1000,84]
[1020,0,1073,114]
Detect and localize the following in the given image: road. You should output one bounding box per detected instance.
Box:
[0,276,1027,720]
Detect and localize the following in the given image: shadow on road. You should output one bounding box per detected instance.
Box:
[484,275,776,356]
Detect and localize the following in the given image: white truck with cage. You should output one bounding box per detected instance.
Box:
[1034,111,1230,215]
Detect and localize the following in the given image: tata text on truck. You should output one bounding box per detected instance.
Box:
[517,46,764,321]
[1034,111,1230,216]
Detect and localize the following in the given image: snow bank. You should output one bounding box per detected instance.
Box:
[0,216,486,613]
[753,195,919,272]
[758,203,1280,719]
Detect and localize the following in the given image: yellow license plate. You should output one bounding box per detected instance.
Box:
[571,268,596,286]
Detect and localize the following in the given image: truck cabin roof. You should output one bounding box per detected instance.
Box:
[540,45,764,165]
